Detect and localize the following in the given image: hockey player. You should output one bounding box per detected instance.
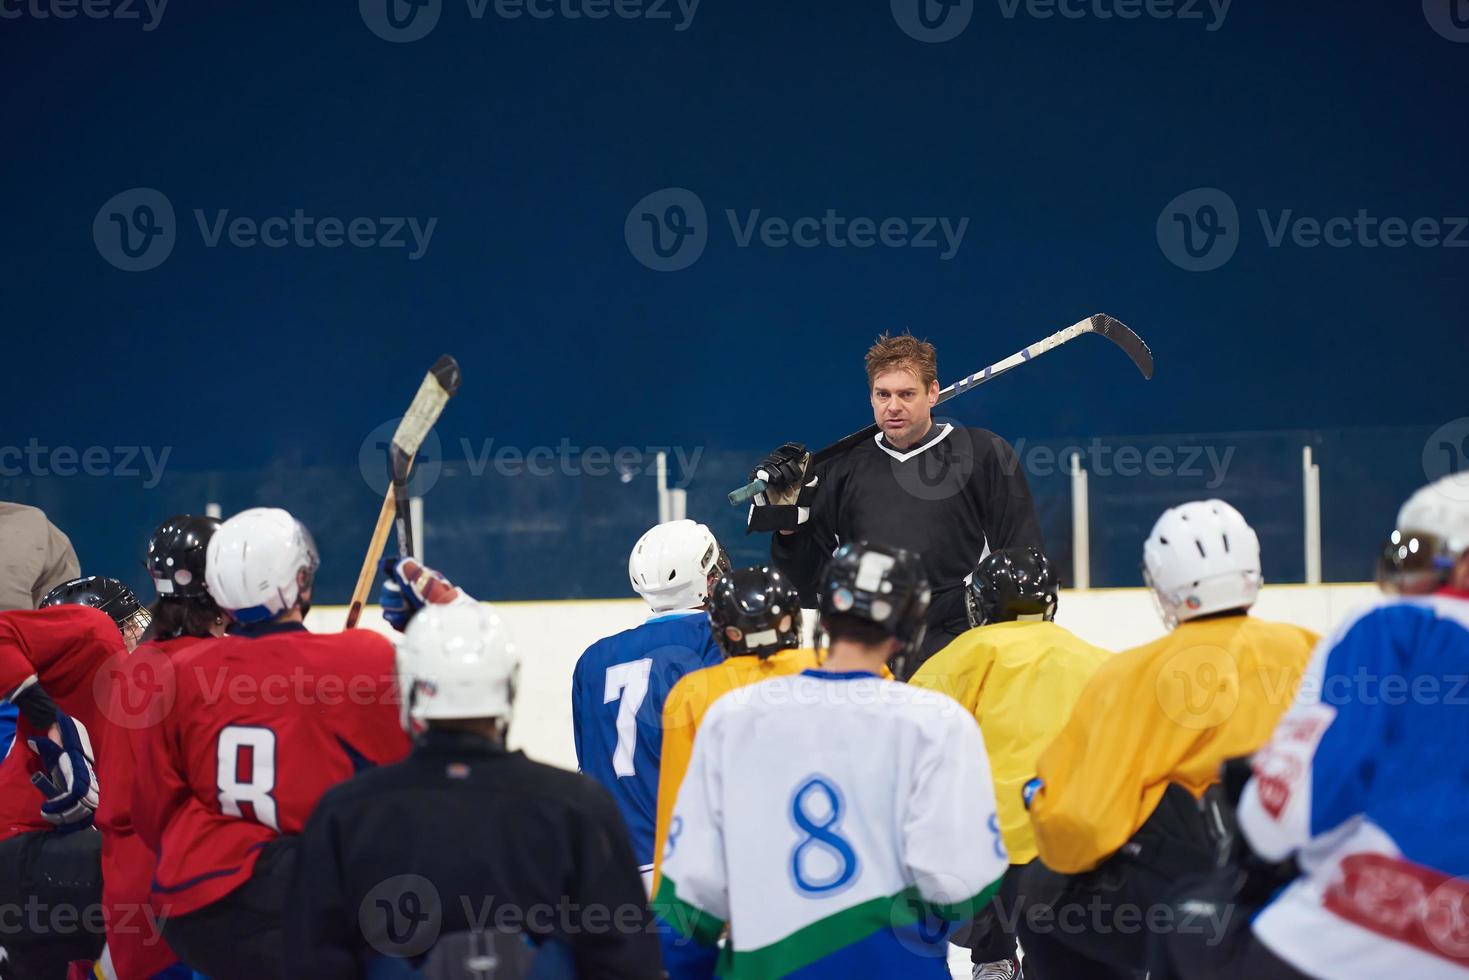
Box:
[291,600,661,979]
[1153,474,1469,979]
[908,547,1111,980]
[0,576,148,979]
[572,519,728,887]
[93,515,226,980]
[748,333,1043,678]
[130,507,411,980]
[1023,500,1318,976]
[649,565,823,894]
[655,541,1008,979]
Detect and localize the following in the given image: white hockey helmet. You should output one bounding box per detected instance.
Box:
[1143,499,1262,629]
[1378,474,1469,593]
[205,507,320,624]
[397,602,518,729]
[628,519,730,612]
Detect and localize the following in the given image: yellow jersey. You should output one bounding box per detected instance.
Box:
[1029,614,1318,874]
[909,620,1112,865]
[651,647,825,889]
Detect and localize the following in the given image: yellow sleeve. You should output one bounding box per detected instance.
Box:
[652,674,700,892]
[1028,646,1211,874]
[908,635,986,716]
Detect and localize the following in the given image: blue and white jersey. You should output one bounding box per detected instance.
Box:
[572,609,723,876]
[0,701,14,757]
[1239,592,1469,979]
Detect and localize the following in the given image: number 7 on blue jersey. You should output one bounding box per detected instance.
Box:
[604,658,653,777]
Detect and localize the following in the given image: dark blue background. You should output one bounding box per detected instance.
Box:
[1,1,1464,600]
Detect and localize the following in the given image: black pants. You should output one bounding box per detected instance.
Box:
[0,828,105,980]
[161,835,299,980]
[1148,871,1313,980]
[950,864,1024,964]
[1018,787,1222,978]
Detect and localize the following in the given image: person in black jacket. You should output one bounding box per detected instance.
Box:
[749,332,1044,678]
[289,595,660,980]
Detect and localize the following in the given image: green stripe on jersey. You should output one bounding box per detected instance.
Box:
[722,876,1004,978]
[652,876,726,946]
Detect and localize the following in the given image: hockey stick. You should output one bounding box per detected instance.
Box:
[727,314,1153,506]
[345,355,463,628]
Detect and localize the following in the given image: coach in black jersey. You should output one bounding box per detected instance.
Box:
[749,332,1043,678]
[289,597,659,980]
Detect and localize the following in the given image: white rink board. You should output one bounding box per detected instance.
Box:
[307,583,1380,773]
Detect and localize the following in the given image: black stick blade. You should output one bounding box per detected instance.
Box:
[430,354,463,396]
[1089,314,1154,380]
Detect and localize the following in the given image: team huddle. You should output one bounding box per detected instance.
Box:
[0,332,1466,980]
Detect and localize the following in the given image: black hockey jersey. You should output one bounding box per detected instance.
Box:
[772,423,1043,642]
[289,730,661,979]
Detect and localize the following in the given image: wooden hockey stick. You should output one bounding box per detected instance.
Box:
[345,355,462,628]
[727,313,1153,505]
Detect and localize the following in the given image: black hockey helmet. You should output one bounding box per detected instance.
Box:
[145,514,221,600]
[818,541,930,652]
[39,576,150,635]
[707,566,802,659]
[966,547,1058,628]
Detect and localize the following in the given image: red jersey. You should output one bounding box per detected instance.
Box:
[0,605,123,839]
[131,621,410,915]
[95,634,210,979]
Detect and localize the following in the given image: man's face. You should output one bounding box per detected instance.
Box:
[871,367,939,449]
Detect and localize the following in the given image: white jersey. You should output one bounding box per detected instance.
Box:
[1239,594,1469,978]
[654,668,1006,979]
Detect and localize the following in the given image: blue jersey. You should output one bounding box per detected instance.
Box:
[572,611,723,873]
[0,701,14,757]
[1239,592,1469,978]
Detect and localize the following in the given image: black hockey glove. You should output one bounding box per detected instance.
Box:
[5,676,59,730]
[747,443,819,533]
[752,442,809,492]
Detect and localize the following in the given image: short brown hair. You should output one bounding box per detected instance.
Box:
[866,332,938,390]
